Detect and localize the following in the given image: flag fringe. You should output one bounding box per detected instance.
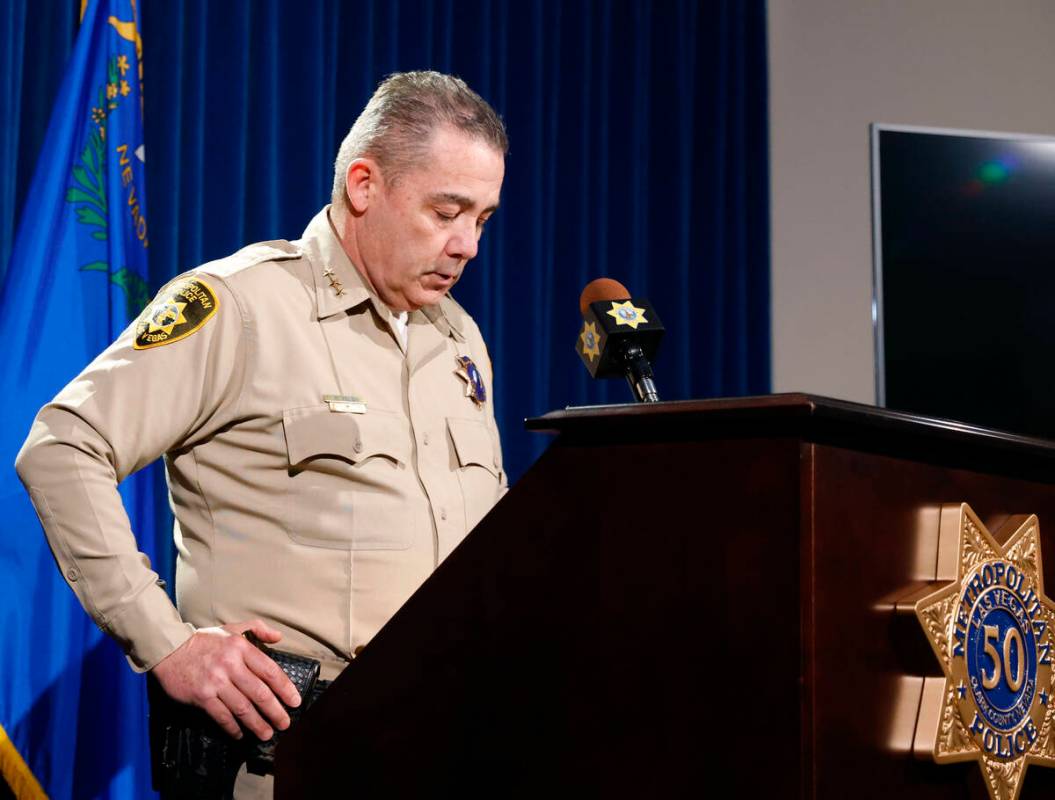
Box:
[0,725,47,800]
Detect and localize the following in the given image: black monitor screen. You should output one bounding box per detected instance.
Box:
[874,125,1055,438]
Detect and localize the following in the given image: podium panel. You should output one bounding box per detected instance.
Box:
[275,395,1055,798]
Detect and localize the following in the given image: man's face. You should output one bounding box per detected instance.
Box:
[356,127,505,311]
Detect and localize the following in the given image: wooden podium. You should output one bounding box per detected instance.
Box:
[274,395,1055,798]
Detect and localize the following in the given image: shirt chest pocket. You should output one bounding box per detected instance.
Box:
[447,416,502,531]
[282,406,415,550]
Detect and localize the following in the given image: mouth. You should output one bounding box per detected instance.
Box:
[425,270,458,286]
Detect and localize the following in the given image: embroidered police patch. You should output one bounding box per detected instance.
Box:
[133,277,219,349]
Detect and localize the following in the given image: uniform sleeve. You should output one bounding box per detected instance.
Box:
[14,273,249,671]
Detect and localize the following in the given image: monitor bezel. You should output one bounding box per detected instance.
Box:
[869,122,1055,407]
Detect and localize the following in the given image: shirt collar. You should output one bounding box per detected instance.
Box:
[421,299,466,342]
[297,206,375,321]
[299,205,467,342]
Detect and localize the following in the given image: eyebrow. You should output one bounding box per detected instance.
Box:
[428,192,500,214]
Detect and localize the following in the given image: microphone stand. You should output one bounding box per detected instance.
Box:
[620,342,660,403]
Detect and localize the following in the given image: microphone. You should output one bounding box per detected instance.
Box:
[575,278,665,403]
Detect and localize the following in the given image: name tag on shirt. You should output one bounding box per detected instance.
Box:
[323,394,367,414]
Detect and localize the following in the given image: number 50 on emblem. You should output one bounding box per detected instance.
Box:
[914,503,1055,800]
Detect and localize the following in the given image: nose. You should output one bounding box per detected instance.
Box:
[445,219,479,261]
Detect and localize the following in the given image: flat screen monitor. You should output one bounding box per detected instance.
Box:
[872,124,1055,438]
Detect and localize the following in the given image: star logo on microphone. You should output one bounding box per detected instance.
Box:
[915,504,1055,800]
[606,300,648,330]
[579,321,601,361]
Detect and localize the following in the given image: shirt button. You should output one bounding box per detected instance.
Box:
[66,568,80,582]
[423,433,430,446]
[440,508,448,521]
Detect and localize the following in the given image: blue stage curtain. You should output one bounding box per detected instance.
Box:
[4,0,769,483]
[1,2,768,796]
[140,0,770,481]
[0,0,78,288]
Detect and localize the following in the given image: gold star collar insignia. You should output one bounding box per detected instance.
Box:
[606,299,648,330]
[323,267,346,297]
[915,504,1055,800]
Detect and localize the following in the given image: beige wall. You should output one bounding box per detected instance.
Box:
[768,0,1055,403]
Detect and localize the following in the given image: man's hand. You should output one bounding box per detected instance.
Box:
[151,619,302,741]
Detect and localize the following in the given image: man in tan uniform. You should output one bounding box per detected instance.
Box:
[16,71,508,797]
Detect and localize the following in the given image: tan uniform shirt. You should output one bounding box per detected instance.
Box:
[16,207,506,673]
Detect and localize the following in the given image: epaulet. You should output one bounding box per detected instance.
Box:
[197,239,303,279]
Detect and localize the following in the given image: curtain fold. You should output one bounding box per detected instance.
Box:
[0,0,78,286]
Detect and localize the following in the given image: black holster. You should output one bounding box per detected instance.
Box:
[148,638,329,799]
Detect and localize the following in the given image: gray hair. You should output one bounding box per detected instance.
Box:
[331,71,508,203]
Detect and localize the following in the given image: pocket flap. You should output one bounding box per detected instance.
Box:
[447,416,499,476]
[283,406,408,466]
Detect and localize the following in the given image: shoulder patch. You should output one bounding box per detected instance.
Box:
[133,277,219,350]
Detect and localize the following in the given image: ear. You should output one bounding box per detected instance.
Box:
[345,158,377,213]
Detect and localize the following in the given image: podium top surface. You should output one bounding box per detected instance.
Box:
[526,393,1055,481]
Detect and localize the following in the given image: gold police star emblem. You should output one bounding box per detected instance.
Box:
[606,300,647,329]
[454,355,486,406]
[579,321,601,361]
[915,504,1055,800]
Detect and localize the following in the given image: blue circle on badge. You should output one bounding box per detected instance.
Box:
[965,586,1037,731]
